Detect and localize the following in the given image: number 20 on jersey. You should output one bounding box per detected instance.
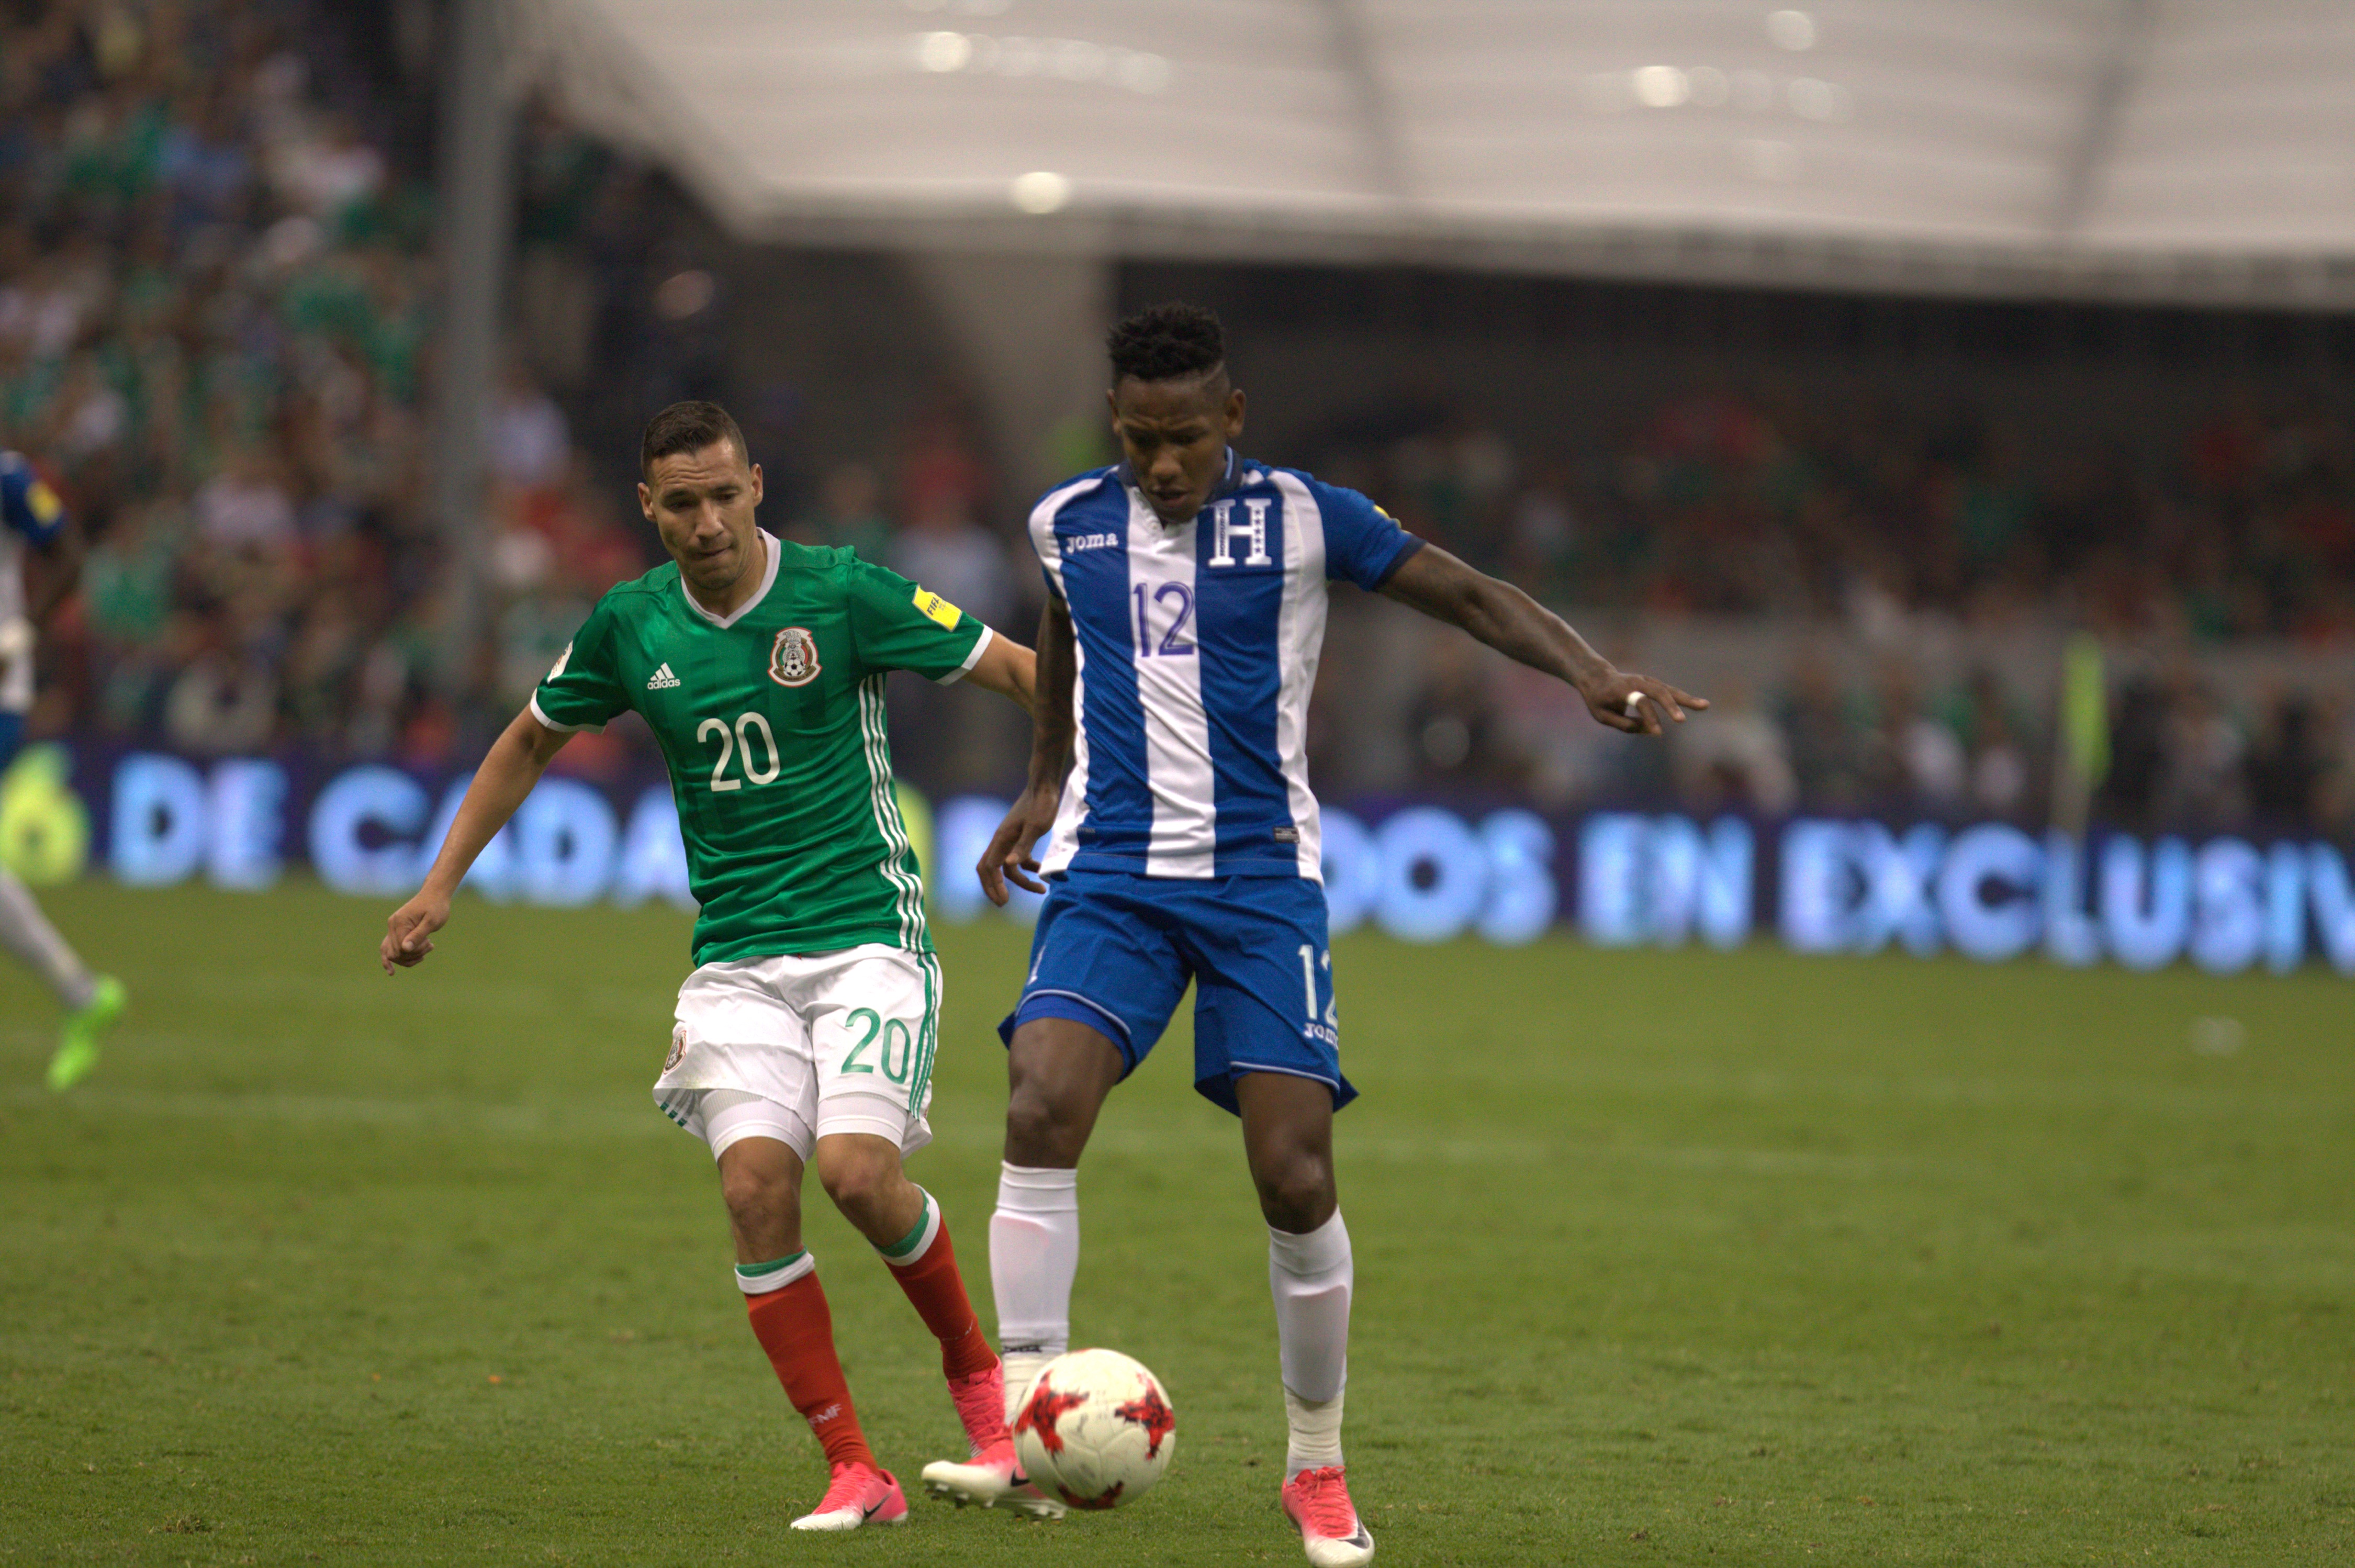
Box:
[698,711,781,792]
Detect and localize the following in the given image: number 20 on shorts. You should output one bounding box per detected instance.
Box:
[841,1007,917,1084]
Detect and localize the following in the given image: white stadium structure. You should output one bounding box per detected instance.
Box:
[518,0,2355,307]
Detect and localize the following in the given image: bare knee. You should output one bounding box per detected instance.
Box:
[1235,1072,1339,1232]
[813,1138,907,1232]
[1004,1079,1090,1167]
[1004,1020,1123,1167]
[719,1162,768,1224]
[716,1148,802,1258]
[1253,1152,1336,1234]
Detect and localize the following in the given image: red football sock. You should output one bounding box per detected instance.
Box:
[744,1270,875,1470]
[884,1214,999,1380]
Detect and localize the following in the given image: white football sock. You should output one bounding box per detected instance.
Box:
[990,1162,1078,1421]
[876,1186,941,1267]
[1284,1387,1345,1479]
[1269,1209,1352,1478]
[734,1249,816,1295]
[0,867,94,1010]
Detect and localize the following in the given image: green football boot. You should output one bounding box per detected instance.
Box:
[46,974,125,1092]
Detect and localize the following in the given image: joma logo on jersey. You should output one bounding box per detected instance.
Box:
[769,628,821,687]
[1064,531,1119,552]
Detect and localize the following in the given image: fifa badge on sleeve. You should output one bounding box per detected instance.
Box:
[912,589,963,630]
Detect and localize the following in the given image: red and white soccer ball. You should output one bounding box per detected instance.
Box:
[1011,1348,1176,1510]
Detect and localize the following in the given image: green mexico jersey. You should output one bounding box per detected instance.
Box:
[530,531,990,965]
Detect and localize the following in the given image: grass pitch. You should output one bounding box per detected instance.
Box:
[2,879,2351,1565]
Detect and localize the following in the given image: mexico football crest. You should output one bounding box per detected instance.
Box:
[769,627,821,687]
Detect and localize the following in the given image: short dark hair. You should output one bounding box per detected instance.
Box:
[1107,301,1225,385]
[640,400,749,478]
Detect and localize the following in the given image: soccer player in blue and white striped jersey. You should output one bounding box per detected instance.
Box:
[930,304,1704,1563]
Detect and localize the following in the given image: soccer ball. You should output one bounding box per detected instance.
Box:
[1011,1347,1176,1510]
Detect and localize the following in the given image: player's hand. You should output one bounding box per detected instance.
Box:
[978,788,1059,907]
[1584,672,1709,736]
[381,891,451,973]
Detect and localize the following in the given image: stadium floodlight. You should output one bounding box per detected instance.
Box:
[1632,65,1689,108]
[1010,170,1072,214]
[915,30,971,72]
[1768,9,1817,51]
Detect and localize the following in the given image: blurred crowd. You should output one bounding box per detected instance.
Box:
[1347,625,2355,839]
[4,1,2350,840]
[1311,382,2355,638]
[2,0,1027,787]
[1303,387,2355,837]
[0,0,703,771]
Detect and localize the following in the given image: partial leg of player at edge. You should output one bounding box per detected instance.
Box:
[4,858,125,1092]
[379,401,1046,1531]
[0,451,127,1092]
[957,301,1708,1567]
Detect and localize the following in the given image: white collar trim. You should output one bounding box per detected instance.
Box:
[679,529,781,629]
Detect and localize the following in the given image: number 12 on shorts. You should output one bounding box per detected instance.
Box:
[841,1007,918,1084]
[1297,945,1339,1032]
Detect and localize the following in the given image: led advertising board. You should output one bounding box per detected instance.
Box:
[33,748,2355,977]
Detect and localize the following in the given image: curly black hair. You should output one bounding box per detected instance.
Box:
[1106,301,1226,384]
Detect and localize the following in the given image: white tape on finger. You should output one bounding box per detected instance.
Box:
[1624,692,1646,718]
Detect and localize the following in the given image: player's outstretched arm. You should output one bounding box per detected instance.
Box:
[1378,543,1708,735]
[380,709,572,973]
[978,596,1075,905]
[961,629,1038,715]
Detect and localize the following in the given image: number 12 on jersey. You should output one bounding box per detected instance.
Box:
[1133,583,1195,658]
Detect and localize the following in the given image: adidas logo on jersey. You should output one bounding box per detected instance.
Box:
[646,663,680,690]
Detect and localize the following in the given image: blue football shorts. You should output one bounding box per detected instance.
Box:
[998,866,1355,1114]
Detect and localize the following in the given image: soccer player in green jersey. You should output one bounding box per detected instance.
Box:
[381,401,1046,1531]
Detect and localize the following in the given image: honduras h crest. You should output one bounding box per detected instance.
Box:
[769,627,821,687]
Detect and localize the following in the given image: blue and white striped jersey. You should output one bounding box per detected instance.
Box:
[1028,450,1422,882]
[0,452,67,715]
[0,451,66,631]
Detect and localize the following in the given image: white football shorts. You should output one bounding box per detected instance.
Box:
[652,944,941,1163]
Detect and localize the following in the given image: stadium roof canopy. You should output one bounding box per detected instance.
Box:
[523,0,2355,307]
